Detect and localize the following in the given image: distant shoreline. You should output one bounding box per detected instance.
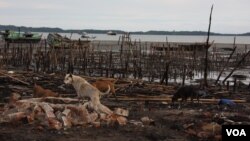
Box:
[1,24,250,36]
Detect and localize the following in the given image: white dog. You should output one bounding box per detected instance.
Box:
[64,74,112,115]
[64,74,110,99]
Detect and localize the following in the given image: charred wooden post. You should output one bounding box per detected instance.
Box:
[118,36,121,45]
[124,54,129,78]
[204,5,213,86]
[233,78,237,92]
[222,51,250,84]
[215,37,237,85]
[83,47,88,75]
[160,61,171,85]
[138,40,143,79]
[100,54,103,77]
[132,58,137,79]
[227,81,230,91]
[182,65,187,86]
[44,39,47,53]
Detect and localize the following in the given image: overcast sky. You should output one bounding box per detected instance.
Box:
[0,0,249,33]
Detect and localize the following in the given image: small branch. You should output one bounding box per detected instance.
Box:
[0,71,30,85]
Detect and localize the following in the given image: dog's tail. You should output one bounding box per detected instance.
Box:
[99,85,111,96]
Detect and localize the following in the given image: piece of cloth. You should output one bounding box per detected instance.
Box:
[218,99,236,106]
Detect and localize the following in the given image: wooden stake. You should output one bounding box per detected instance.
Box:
[204,5,214,86]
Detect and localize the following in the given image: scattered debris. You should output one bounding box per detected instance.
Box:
[0,71,250,141]
[116,116,127,126]
[0,97,129,130]
[9,93,21,104]
[218,99,236,107]
[129,120,143,126]
[201,122,221,134]
[141,116,154,125]
[114,108,129,117]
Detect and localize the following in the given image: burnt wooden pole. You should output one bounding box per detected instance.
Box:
[222,50,250,84]
[215,37,237,85]
[182,65,187,86]
[204,5,213,86]
[160,61,171,85]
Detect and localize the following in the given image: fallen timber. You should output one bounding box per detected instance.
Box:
[0,71,30,85]
[1,96,129,129]
[108,96,246,104]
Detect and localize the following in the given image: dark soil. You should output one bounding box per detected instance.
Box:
[1,71,250,141]
[1,99,250,141]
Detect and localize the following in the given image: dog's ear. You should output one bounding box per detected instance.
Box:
[69,73,72,78]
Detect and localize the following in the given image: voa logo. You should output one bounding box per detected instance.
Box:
[226,129,246,136]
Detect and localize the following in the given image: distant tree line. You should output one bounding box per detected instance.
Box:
[0,24,249,36]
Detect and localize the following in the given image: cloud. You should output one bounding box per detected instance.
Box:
[0,0,67,10]
[0,0,250,33]
[0,1,11,8]
[31,4,67,10]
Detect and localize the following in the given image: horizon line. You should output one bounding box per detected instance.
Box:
[0,24,249,35]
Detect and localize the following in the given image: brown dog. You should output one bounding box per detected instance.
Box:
[33,84,59,98]
[91,79,117,98]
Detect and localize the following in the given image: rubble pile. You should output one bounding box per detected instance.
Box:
[183,110,250,140]
[184,122,222,140]
[0,94,129,130]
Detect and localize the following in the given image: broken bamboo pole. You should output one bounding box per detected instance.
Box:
[108,96,246,104]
